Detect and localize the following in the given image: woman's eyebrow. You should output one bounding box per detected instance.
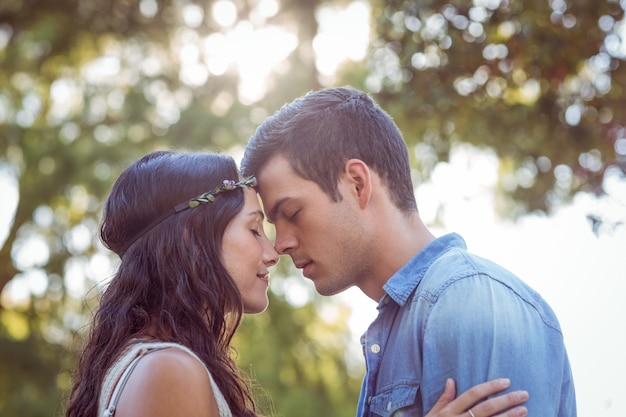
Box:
[247,210,265,221]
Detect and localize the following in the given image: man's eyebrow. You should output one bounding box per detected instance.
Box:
[265,197,290,224]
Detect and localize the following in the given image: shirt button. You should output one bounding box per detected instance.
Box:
[370,344,380,353]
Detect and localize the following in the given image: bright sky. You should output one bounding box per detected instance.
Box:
[1,1,625,416]
[173,0,369,104]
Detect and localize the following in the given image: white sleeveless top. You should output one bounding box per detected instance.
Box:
[98,341,232,417]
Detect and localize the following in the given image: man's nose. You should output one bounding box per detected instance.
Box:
[274,231,297,255]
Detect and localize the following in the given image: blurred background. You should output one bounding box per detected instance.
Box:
[0,0,625,416]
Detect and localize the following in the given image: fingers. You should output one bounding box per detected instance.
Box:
[471,390,529,417]
[493,405,528,417]
[426,378,529,417]
[446,379,528,417]
[451,379,512,411]
[427,379,457,415]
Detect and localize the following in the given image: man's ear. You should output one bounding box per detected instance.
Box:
[344,159,372,208]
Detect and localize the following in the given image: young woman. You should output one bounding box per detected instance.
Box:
[66,150,528,417]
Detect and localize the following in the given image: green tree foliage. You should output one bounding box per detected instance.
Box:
[0,1,361,416]
[0,334,68,417]
[235,288,363,417]
[364,0,626,217]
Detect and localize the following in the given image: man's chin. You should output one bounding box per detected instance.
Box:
[313,280,349,297]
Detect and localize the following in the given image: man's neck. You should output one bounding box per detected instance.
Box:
[359,211,435,302]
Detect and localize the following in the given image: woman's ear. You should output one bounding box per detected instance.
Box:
[344,159,372,208]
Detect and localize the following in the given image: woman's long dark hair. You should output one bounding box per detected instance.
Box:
[66,150,259,417]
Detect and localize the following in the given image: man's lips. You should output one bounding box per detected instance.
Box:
[295,261,313,277]
[257,273,269,284]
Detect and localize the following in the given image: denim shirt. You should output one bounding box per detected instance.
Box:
[356,233,576,417]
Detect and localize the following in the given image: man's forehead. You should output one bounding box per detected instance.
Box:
[256,176,295,221]
[257,153,294,177]
[255,157,298,196]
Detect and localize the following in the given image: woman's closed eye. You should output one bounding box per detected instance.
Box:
[251,221,265,237]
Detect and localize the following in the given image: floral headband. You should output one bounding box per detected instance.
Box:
[120,176,257,256]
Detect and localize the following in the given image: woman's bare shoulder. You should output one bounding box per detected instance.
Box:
[114,347,220,417]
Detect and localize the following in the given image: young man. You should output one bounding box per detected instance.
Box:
[241,87,576,417]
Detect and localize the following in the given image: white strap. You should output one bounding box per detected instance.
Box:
[101,343,232,417]
[103,347,154,417]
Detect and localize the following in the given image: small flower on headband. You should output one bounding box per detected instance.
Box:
[183,176,257,210]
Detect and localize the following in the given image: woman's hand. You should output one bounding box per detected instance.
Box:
[425,378,528,417]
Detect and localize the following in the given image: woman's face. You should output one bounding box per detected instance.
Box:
[221,188,279,314]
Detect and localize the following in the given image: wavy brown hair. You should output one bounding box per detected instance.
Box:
[66,150,259,417]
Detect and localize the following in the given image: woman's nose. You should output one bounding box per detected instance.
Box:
[263,238,279,266]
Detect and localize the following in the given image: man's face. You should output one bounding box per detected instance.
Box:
[256,154,370,296]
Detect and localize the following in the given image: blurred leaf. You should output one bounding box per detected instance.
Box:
[366,0,626,217]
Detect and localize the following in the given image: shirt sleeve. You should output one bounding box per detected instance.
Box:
[419,272,575,417]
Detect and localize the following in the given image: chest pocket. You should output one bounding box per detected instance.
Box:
[369,381,421,417]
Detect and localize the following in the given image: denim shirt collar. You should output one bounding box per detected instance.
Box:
[381,233,466,307]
